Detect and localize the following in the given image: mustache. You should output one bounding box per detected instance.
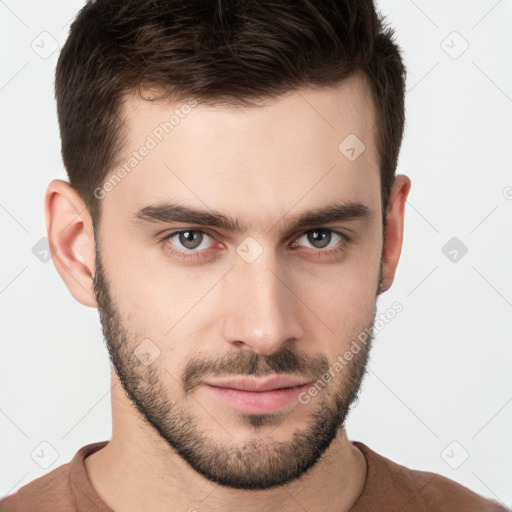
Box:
[182,348,330,394]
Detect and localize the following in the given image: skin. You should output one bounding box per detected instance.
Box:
[45,72,411,512]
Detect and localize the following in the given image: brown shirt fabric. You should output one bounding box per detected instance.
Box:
[0,440,509,512]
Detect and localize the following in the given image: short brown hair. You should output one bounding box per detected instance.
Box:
[55,0,406,228]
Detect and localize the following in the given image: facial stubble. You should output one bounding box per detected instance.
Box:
[92,242,379,490]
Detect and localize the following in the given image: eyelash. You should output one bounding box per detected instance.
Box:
[159,228,351,261]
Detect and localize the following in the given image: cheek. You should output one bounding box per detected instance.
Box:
[100,255,225,372]
[295,236,381,350]
[301,276,376,343]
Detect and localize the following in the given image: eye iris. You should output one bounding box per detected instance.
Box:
[179,230,203,249]
[307,230,331,249]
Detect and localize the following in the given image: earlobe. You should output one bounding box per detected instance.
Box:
[378,174,411,294]
[44,179,98,307]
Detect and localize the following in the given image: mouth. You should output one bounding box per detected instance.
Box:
[201,375,311,415]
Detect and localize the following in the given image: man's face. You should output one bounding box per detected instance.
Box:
[93,74,384,489]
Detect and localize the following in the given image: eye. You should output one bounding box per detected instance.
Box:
[165,230,213,249]
[161,227,349,261]
[161,229,217,260]
[291,229,348,256]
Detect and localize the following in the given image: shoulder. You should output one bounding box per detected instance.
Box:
[0,463,72,511]
[0,441,109,512]
[352,441,510,512]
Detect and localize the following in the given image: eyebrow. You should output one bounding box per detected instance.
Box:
[130,200,373,234]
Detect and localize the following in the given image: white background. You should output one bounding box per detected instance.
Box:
[1,0,511,506]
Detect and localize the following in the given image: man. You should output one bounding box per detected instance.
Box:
[0,0,508,511]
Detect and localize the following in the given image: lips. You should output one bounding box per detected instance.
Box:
[202,376,312,414]
[204,375,310,392]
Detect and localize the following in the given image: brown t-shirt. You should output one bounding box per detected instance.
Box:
[0,440,509,511]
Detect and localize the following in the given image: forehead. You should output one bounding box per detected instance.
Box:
[101,73,381,231]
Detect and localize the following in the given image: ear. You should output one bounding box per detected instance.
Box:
[44,179,98,307]
[379,174,411,294]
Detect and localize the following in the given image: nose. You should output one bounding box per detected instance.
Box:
[221,249,303,356]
